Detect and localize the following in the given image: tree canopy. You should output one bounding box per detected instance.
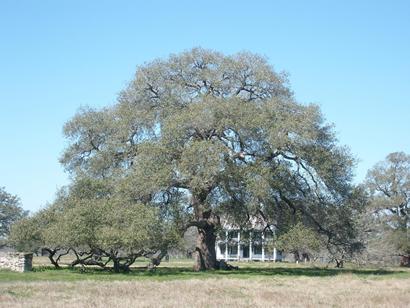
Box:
[0,187,27,245]
[363,152,410,266]
[56,48,359,270]
[58,48,359,270]
[9,178,180,271]
[275,222,321,262]
[0,49,327,272]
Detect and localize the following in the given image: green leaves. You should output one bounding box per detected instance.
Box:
[276,222,321,256]
[179,140,228,191]
[9,177,177,263]
[363,152,410,260]
[54,48,360,268]
[0,187,27,239]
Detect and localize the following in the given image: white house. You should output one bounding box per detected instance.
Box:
[216,220,282,262]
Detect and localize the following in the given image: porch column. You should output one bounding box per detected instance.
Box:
[237,231,240,261]
[261,232,265,262]
[273,247,277,262]
[249,231,253,261]
[225,230,228,260]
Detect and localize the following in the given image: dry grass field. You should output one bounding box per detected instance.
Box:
[0,257,409,307]
[1,276,410,308]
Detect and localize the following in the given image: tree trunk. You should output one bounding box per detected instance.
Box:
[44,248,60,268]
[113,259,121,273]
[294,251,300,263]
[191,189,220,271]
[147,247,169,269]
[335,259,344,268]
[400,255,410,267]
[193,222,217,271]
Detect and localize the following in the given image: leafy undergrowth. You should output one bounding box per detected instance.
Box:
[1,261,409,282]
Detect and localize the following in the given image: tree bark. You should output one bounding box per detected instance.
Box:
[44,248,60,268]
[193,221,218,271]
[335,259,344,268]
[148,248,168,269]
[113,259,121,273]
[191,188,220,271]
[400,255,410,267]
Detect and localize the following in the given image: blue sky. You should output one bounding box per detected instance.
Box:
[1,0,409,212]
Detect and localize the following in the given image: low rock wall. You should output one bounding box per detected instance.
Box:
[0,252,33,272]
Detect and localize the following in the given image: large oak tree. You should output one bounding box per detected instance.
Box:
[61,48,357,270]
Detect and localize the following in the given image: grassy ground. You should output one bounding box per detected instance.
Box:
[0,257,409,307]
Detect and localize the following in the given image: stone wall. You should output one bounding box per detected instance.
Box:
[0,252,33,272]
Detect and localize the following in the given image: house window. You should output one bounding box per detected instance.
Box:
[219,244,226,255]
[252,231,262,242]
[253,245,262,255]
[242,245,249,258]
[264,231,273,241]
[228,245,238,255]
[228,230,238,240]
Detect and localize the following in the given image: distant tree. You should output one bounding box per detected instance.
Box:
[0,187,27,246]
[60,48,358,270]
[276,222,321,262]
[364,152,410,266]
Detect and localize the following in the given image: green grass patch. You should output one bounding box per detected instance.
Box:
[1,261,409,283]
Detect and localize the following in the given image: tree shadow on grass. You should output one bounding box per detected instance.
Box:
[143,266,405,278]
[29,265,407,280]
[215,266,404,277]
